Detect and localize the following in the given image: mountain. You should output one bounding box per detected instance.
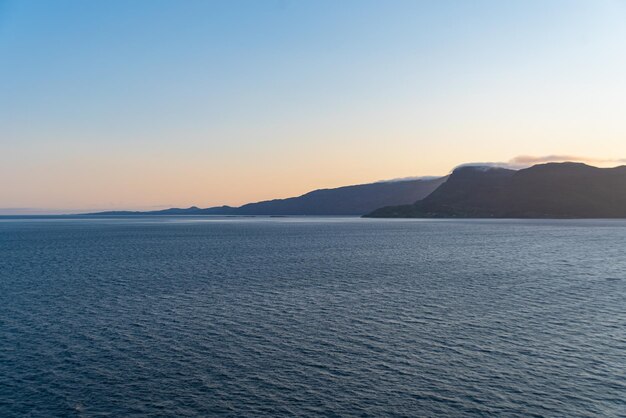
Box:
[89,177,447,216]
[365,162,626,218]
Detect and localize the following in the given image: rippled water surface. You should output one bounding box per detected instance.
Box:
[1,217,625,417]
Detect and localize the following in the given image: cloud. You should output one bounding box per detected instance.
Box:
[509,155,626,167]
[453,155,626,173]
[455,162,513,170]
[377,175,443,183]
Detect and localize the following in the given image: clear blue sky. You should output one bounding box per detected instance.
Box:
[2,0,626,212]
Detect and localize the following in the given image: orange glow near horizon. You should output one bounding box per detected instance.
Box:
[2,1,626,213]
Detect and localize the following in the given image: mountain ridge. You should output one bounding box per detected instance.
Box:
[87,177,447,216]
[365,162,626,218]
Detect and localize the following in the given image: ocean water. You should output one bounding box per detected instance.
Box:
[1,217,625,417]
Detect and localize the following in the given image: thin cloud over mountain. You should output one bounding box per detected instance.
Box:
[456,155,626,172]
[510,155,626,167]
[376,175,442,183]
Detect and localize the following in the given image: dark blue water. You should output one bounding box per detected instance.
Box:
[1,217,625,417]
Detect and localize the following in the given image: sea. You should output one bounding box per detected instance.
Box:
[1,216,625,417]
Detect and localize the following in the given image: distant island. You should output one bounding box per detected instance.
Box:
[87,177,446,216]
[365,162,626,218]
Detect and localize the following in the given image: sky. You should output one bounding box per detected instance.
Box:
[2,0,626,213]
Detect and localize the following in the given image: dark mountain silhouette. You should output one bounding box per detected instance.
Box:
[89,177,447,216]
[365,162,626,218]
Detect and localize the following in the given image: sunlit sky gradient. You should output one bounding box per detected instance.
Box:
[2,0,626,213]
